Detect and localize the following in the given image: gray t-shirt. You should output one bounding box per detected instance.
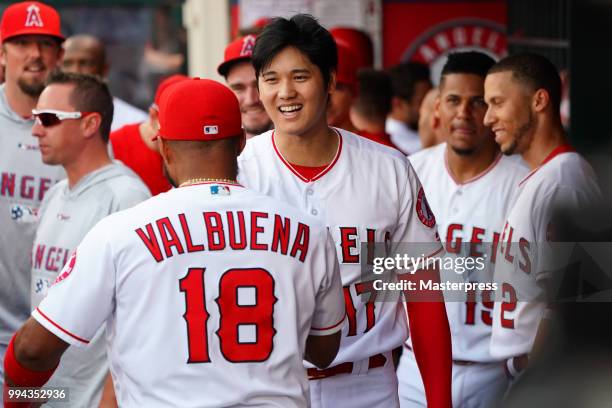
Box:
[0,85,65,347]
[31,162,150,407]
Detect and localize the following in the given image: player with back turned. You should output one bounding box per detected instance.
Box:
[238,14,452,408]
[399,52,529,408]
[3,78,345,408]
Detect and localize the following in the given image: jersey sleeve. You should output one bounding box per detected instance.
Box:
[31,218,116,347]
[532,185,601,281]
[391,161,443,268]
[309,231,346,336]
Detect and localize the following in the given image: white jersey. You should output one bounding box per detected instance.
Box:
[0,85,65,348]
[31,163,150,407]
[238,128,442,365]
[110,97,148,131]
[386,117,422,155]
[491,147,601,359]
[33,183,345,408]
[409,143,528,362]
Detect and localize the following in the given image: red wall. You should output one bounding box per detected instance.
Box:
[383,0,506,67]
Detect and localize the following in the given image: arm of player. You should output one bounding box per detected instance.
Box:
[4,218,117,406]
[98,372,118,408]
[304,332,342,369]
[305,231,346,368]
[402,265,452,408]
[3,319,69,407]
[393,157,452,406]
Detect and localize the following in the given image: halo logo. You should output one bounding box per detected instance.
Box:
[25,4,44,28]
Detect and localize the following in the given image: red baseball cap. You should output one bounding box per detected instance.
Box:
[335,39,358,90]
[151,74,189,110]
[217,34,257,77]
[330,27,373,70]
[1,1,64,42]
[158,78,242,141]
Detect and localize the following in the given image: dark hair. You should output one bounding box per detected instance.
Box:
[387,62,431,101]
[488,52,562,113]
[440,52,496,83]
[46,70,114,142]
[251,14,337,89]
[352,69,392,121]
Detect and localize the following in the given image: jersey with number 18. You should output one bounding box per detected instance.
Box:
[33,183,345,408]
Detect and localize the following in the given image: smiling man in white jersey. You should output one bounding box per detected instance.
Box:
[399,52,529,408]
[0,3,66,399]
[3,78,345,407]
[238,14,452,408]
[484,53,601,383]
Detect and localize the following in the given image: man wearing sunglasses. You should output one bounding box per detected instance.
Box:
[0,2,67,398]
[24,70,150,407]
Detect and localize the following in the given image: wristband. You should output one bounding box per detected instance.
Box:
[4,333,57,387]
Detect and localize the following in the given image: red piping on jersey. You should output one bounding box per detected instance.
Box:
[311,316,345,331]
[519,143,576,187]
[444,149,502,186]
[179,181,244,188]
[272,129,343,183]
[36,307,90,344]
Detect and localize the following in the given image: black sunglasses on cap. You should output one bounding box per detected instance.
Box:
[32,109,96,127]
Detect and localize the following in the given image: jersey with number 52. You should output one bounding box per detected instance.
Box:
[32,183,345,408]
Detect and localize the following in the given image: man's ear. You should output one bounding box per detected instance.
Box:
[433,95,441,117]
[82,112,102,139]
[56,46,64,63]
[159,138,171,165]
[1,44,7,68]
[237,130,246,155]
[328,70,337,94]
[533,88,550,113]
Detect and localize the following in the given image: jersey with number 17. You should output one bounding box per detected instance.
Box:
[238,129,443,365]
[32,183,345,408]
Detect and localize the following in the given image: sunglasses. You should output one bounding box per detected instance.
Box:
[31,109,96,127]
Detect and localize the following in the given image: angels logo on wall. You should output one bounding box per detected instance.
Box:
[401,19,506,84]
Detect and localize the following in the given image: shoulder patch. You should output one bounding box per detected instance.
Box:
[416,187,436,228]
[54,250,76,284]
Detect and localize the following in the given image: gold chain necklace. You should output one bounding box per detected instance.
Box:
[179,177,238,187]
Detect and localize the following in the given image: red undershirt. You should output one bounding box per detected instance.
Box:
[357,130,399,150]
[288,163,329,181]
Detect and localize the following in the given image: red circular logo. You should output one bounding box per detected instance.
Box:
[416,187,436,228]
[401,19,507,85]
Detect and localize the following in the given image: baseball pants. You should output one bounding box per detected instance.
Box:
[309,352,399,408]
[397,347,508,408]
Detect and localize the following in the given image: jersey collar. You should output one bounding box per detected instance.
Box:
[519,143,575,187]
[272,128,343,183]
[443,147,502,186]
